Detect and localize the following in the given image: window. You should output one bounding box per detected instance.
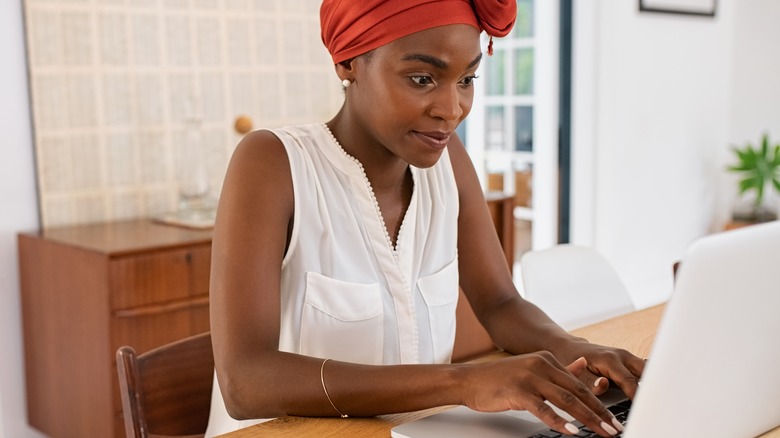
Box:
[464,0,560,279]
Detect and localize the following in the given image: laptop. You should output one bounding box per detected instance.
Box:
[392,221,780,438]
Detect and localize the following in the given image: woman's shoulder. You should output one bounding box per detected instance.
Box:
[225,123,332,189]
[218,128,295,222]
[224,126,311,193]
[230,129,287,168]
[243,124,332,157]
[263,123,328,143]
[231,123,318,158]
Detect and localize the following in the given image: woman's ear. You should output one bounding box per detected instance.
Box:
[334,58,356,83]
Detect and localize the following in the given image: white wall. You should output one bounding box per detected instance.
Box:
[0,1,45,437]
[729,1,780,153]
[572,0,780,310]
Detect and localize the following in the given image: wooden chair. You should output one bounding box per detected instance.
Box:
[116,332,214,438]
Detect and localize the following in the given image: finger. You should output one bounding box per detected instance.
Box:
[545,366,622,434]
[515,353,620,435]
[568,358,611,396]
[590,356,641,399]
[574,368,611,395]
[624,354,647,377]
[521,388,596,437]
[543,356,611,413]
[533,376,621,437]
[591,373,611,395]
[565,356,588,377]
[612,352,646,398]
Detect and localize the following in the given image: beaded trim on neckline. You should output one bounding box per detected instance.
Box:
[322,124,408,255]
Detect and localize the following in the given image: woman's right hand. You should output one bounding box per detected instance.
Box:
[459,352,623,437]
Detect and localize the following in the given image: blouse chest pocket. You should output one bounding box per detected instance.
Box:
[301,272,384,365]
[417,258,459,364]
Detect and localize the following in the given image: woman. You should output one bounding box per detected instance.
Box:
[206,1,643,437]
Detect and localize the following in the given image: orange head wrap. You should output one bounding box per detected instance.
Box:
[320,0,517,64]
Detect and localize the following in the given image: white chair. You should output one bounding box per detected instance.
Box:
[520,244,634,330]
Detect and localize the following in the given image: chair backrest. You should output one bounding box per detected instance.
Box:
[520,244,635,330]
[116,332,214,438]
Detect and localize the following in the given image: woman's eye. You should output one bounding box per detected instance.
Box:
[410,76,434,86]
[460,75,479,86]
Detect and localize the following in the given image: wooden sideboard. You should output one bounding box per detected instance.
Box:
[18,220,213,438]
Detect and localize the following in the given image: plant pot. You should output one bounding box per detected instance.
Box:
[731,188,779,223]
[732,207,778,223]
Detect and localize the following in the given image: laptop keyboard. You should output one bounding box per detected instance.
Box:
[529,399,632,438]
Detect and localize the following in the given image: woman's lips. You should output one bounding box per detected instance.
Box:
[412,131,451,149]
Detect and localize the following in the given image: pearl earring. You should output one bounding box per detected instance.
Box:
[342,79,351,88]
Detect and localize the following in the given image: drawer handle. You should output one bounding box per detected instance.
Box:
[113,295,209,318]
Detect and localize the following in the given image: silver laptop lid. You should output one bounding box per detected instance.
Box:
[625,221,780,438]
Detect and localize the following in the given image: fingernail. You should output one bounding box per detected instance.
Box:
[564,422,580,434]
[612,416,625,432]
[601,421,619,436]
[593,377,605,387]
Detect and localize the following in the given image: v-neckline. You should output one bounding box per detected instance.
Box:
[322,124,416,256]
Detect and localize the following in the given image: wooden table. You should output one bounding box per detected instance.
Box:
[217,305,780,437]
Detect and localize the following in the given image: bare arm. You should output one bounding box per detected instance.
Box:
[447,134,645,399]
[446,133,577,353]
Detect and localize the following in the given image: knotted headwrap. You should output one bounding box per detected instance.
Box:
[320,0,517,64]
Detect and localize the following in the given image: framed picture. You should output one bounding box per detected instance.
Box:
[639,0,717,17]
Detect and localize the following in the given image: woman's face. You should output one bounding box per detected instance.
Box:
[346,24,482,168]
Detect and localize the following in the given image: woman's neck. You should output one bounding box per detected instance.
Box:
[326,110,409,195]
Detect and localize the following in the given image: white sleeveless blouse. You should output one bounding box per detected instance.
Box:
[205,124,460,436]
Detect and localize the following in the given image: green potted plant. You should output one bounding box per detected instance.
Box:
[727,133,780,223]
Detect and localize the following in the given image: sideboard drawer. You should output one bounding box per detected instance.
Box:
[110,296,210,354]
[109,244,211,310]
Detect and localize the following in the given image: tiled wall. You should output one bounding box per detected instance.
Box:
[24,0,343,228]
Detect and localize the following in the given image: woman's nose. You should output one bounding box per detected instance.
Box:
[428,86,464,122]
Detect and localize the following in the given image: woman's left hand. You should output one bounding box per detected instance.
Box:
[558,341,646,399]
